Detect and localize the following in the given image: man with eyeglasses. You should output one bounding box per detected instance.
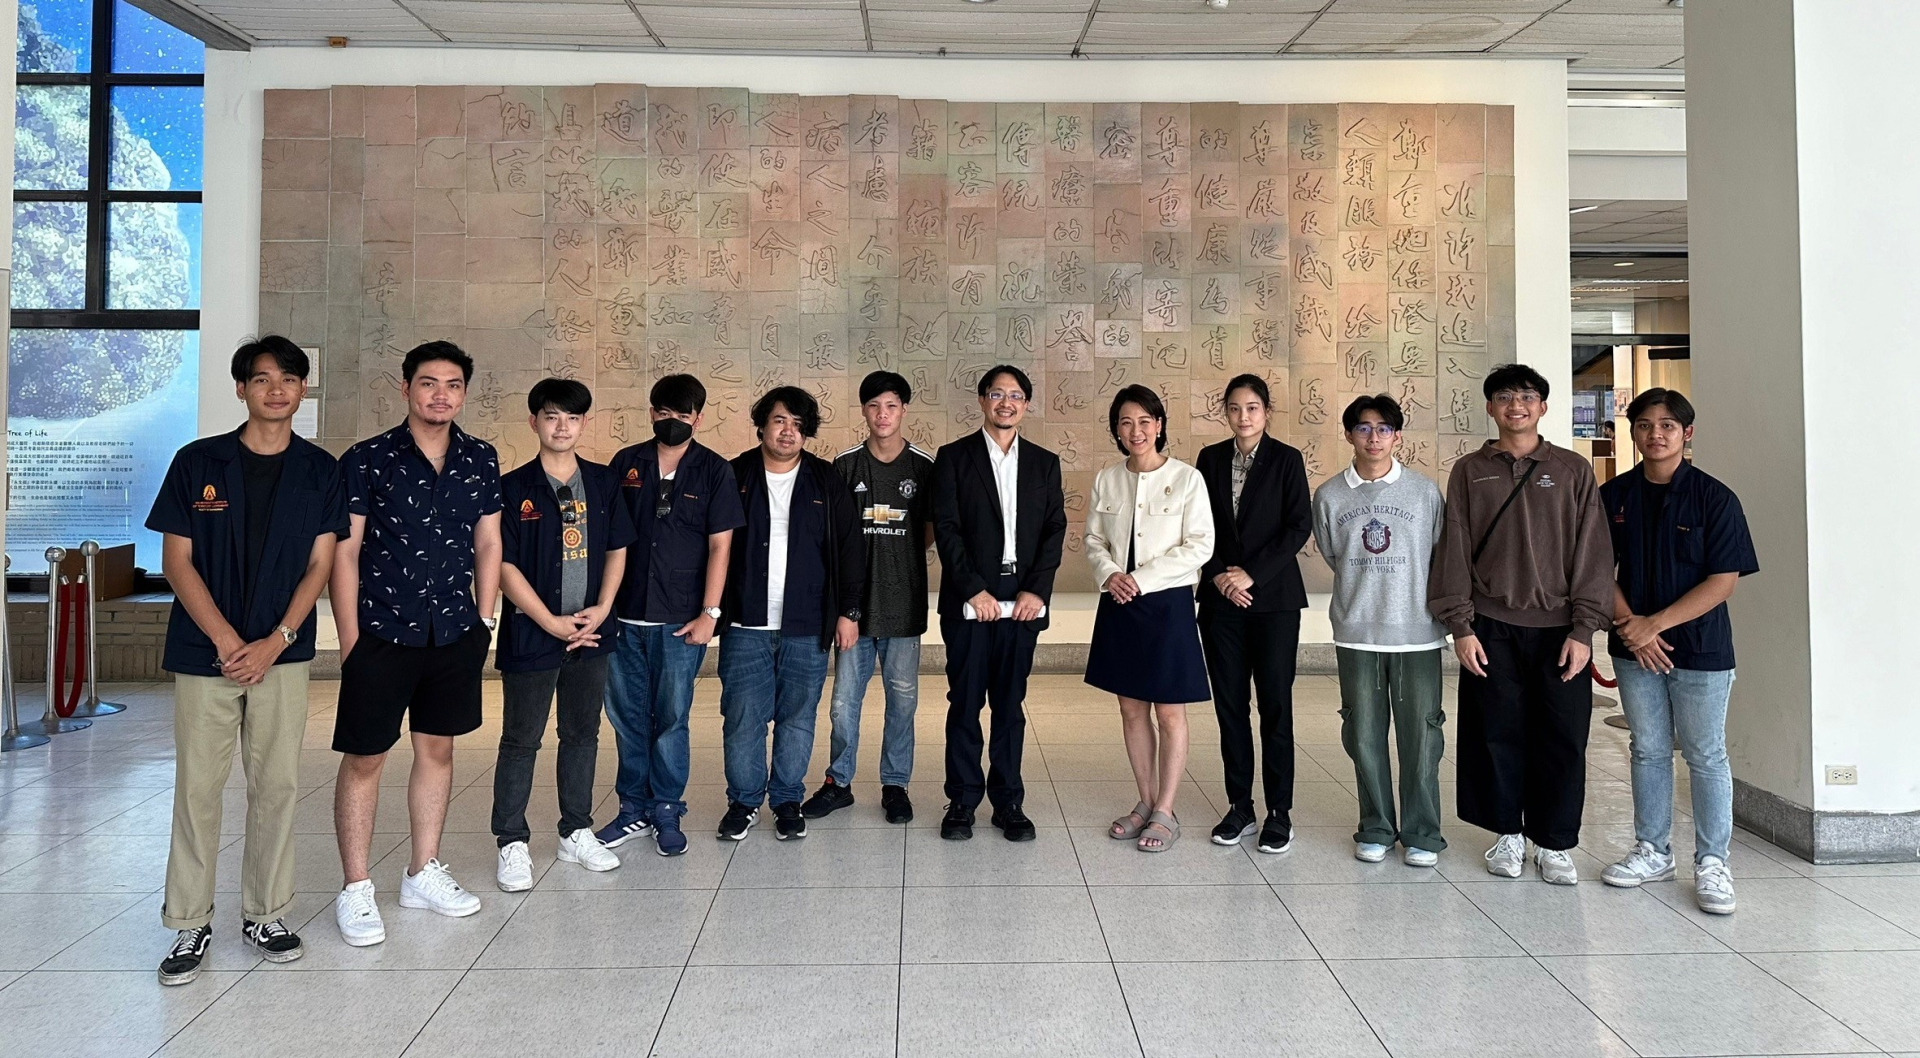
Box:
[1429,363,1612,885]
[598,374,745,857]
[490,379,636,891]
[930,365,1067,841]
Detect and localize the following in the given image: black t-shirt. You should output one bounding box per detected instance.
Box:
[1639,480,1669,601]
[834,442,935,638]
[239,445,286,617]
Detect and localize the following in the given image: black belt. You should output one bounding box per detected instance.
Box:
[1000,561,1018,575]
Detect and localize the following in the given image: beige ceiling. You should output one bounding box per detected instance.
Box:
[157,0,1686,65]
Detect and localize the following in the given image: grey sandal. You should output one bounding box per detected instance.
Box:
[1110,801,1151,840]
[1138,811,1179,853]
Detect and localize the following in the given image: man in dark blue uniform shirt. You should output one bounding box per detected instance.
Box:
[330,341,503,946]
[147,336,347,985]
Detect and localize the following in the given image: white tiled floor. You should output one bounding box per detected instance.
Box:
[2,675,1917,1058]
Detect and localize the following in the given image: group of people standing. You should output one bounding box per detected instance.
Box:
[144,336,1756,988]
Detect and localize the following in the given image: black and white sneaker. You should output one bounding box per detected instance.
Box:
[1211,802,1258,846]
[717,801,758,841]
[773,801,808,840]
[241,918,304,963]
[1256,810,1294,854]
[157,924,211,986]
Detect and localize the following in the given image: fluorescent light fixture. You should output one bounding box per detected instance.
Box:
[1613,261,1635,267]
[1569,204,1601,215]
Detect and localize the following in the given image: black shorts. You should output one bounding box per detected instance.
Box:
[332,625,489,755]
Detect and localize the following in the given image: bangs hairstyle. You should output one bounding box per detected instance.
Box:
[751,386,822,438]
[1625,387,1696,429]
[528,377,592,416]
[1108,384,1169,454]
[230,334,310,383]
[1341,393,1406,433]
[1223,373,1270,407]
[650,373,707,415]
[402,340,474,383]
[977,364,1033,400]
[859,370,913,405]
[1482,363,1550,402]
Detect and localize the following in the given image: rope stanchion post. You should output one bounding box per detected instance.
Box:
[1,555,49,752]
[68,541,125,719]
[22,547,88,736]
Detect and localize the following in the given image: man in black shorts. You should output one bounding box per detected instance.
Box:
[330,341,503,946]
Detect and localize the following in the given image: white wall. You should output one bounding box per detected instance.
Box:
[200,49,1572,439]
[1567,105,1686,205]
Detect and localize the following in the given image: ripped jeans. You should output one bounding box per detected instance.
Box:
[1336,646,1447,852]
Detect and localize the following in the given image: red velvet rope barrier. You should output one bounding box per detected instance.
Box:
[51,581,87,718]
[1589,661,1618,689]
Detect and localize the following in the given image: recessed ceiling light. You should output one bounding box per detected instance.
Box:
[1569,204,1600,215]
[1613,261,1635,267]
[963,0,996,4]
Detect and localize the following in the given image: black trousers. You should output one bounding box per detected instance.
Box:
[1455,615,1593,851]
[492,651,609,847]
[1201,606,1300,815]
[942,576,1039,811]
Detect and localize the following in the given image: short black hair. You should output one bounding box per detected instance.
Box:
[1625,387,1696,429]
[230,334,310,383]
[859,370,912,406]
[651,373,707,415]
[977,364,1033,400]
[528,377,592,416]
[402,340,474,383]
[1482,363,1549,402]
[1341,393,1406,433]
[751,385,821,438]
[1223,373,1270,407]
[1108,384,1168,454]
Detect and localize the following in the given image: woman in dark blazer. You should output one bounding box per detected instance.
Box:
[1195,373,1312,855]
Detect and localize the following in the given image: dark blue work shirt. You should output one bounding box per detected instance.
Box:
[146,428,349,677]
[497,457,637,673]
[608,439,745,625]
[1601,461,1759,671]
[341,421,503,648]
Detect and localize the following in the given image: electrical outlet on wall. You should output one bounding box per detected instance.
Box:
[1825,765,1858,786]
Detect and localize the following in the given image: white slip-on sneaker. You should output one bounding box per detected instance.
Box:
[335,879,386,947]
[398,858,481,917]
[558,828,621,872]
[1484,833,1526,878]
[496,841,534,892]
[1601,840,1676,888]
[1535,846,1580,886]
[1403,846,1439,868]
[1355,842,1390,863]
[1695,856,1737,915]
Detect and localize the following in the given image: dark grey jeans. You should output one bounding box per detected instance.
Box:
[492,651,609,847]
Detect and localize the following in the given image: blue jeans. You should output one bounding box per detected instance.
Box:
[827,636,920,788]
[605,622,707,815]
[1615,661,1735,863]
[718,627,831,808]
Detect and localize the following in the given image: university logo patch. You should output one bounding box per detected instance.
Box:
[1536,474,1557,488]
[203,485,216,501]
[623,467,642,486]
[1362,517,1392,555]
[519,499,540,520]
[193,483,229,512]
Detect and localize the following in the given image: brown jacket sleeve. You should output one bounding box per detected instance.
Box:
[1428,455,1477,639]
[1565,458,1614,642]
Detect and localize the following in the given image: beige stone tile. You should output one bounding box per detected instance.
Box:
[261,138,331,191]
[264,88,330,139]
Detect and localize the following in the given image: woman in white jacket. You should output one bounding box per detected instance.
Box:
[1084,385,1216,851]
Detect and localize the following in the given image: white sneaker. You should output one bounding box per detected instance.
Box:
[1484,833,1526,878]
[1535,846,1580,885]
[496,841,533,892]
[1355,842,1390,863]
[1601,841,1676,888]
[398,858,481,917]
[334,879,385,947]
[1695,856,1737,915]
[558,828,621,872]
[1403,846,1438,868]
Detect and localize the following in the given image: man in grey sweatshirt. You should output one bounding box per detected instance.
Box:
[1312,394,1449,867]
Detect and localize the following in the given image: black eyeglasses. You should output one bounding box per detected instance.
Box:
[556,485,580,525]
[655,478,675,519]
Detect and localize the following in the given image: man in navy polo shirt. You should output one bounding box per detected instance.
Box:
[147,336,347,985]
[596,374,745,857]
[491,379,637,891]
[1599,389,1759,915]
[717,386,865,842]
[330,341,503,947]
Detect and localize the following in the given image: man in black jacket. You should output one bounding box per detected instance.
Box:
[931,365,1068,842]
[1196,374,1313,853]
[716,386,865,842]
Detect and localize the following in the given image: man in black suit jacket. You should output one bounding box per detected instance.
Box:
[930,365,1066,842]
[1195,374,1312,854]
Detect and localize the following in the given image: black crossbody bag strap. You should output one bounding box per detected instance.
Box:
[1473,461,1539,565]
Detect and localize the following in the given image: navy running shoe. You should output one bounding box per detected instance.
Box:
[652,802,688,857]
[595,803,654,849]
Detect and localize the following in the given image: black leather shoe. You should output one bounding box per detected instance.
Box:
[940,802,975,840]
[881,784,914,825]
[990,805,1037,841]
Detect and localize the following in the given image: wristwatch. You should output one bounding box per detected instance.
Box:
[275,624,297,647]
[843,607,863,622]
[702,606,722,620]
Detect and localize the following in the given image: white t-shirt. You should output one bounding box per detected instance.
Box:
[622,469,674,628]
[747,465,800,630]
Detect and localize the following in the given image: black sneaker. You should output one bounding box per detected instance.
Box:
[940,802,975,840]
[990,805,1037,842]
[773,801,808,840]
[1211,802,1259,846]
[881,784,914,824]
[1257,809,1294,854]
[157,924,211,986]
[800,778,855,818]
[718,801,758,841]
[241,918,304,963]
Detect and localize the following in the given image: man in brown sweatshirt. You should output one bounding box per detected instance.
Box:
[1428,363,1612,885]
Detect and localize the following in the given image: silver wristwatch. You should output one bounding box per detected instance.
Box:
[276,624,297,646]
[703,606,722,620]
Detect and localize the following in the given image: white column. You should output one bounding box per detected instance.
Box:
[1689,0,1920,860]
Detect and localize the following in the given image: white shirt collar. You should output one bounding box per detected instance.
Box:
[984,430,1019,463]
[1344,458,1403,488]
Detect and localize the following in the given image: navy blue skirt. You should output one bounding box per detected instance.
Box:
[1084,585,1212,704]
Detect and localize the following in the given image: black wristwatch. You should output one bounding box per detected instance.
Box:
[842,607,863,622]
